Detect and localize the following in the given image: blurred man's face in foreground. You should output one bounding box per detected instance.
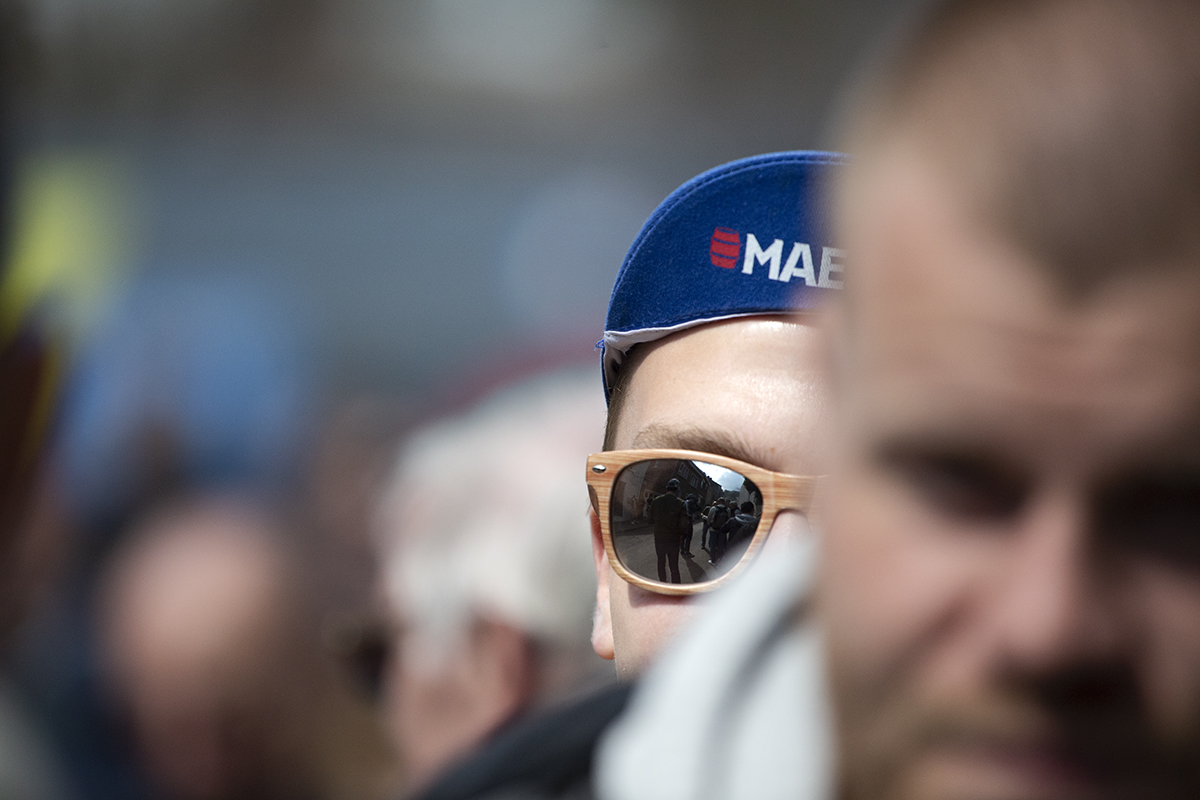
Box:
[821,144,1200,800]
[592,317,823,678]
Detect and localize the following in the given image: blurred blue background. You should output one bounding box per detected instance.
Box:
[16,0,903,398]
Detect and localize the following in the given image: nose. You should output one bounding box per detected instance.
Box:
[989,490,1122,674]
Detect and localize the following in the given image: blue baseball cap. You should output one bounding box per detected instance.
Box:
[601,151,846,402]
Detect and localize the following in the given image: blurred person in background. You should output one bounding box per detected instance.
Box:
[0,5,74,798]
[393,152,840,800]
[398,155,843,800]
[599,1,1200,799]
[8,272,335,800]
[97,496,394,800]
[590,151,841,679]
[374,370,612,799]
[306,397,415,625]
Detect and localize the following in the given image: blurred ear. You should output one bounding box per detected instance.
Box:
[390,616,537,790]
[474,617,537,723]
[589,509,614,661]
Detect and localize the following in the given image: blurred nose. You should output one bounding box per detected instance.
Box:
[989,491,1121,674]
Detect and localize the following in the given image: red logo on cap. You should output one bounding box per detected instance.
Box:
[710,227,741,269]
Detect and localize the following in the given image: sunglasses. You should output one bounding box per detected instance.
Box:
[586,449,819,596]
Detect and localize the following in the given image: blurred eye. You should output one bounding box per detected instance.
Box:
[1097,474,1200,567]
[880,444,1028,523]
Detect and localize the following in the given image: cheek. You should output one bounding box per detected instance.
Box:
[820,469,991,699]
[609,578,696,678]
[1132,565,1200,739]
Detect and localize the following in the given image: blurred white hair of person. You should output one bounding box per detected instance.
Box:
[374,369,609,792]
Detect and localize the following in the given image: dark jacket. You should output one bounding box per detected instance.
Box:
[410,683,633,800]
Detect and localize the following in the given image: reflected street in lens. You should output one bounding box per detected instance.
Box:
[610,458,763,585]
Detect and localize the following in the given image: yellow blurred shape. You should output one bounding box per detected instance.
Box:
[0,153,133,344]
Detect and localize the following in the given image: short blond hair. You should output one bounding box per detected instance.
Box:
[839,0,1200,292]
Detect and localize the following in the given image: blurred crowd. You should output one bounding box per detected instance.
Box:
[4,1,1200,800]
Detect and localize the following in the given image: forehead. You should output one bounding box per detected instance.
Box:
[838,149,1200,466]
[614,317,824,474]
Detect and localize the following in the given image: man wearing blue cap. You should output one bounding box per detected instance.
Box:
[588,150,842,678]
[406,152,842,800]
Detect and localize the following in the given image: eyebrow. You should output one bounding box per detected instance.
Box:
[629,423,776,471]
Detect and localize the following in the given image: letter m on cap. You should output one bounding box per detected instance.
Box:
[710,228,741,269]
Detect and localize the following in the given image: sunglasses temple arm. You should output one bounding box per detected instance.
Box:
[772,475,820,514]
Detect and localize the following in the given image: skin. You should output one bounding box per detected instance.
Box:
[591,316,825,679]
[383,616,536,790]
[822,142,1200,800]
[100,509,314,800]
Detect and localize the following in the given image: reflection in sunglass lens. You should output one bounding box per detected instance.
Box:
[610,458,762,585]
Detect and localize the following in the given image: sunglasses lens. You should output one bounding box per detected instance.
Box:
[610,458,763,586]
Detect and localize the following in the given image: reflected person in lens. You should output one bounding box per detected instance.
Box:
[607,463,763,586]
[719,501,760,564]
[590,152,844,679]
[647,477,686,583]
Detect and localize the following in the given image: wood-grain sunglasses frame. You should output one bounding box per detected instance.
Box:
[586,448,819,596]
